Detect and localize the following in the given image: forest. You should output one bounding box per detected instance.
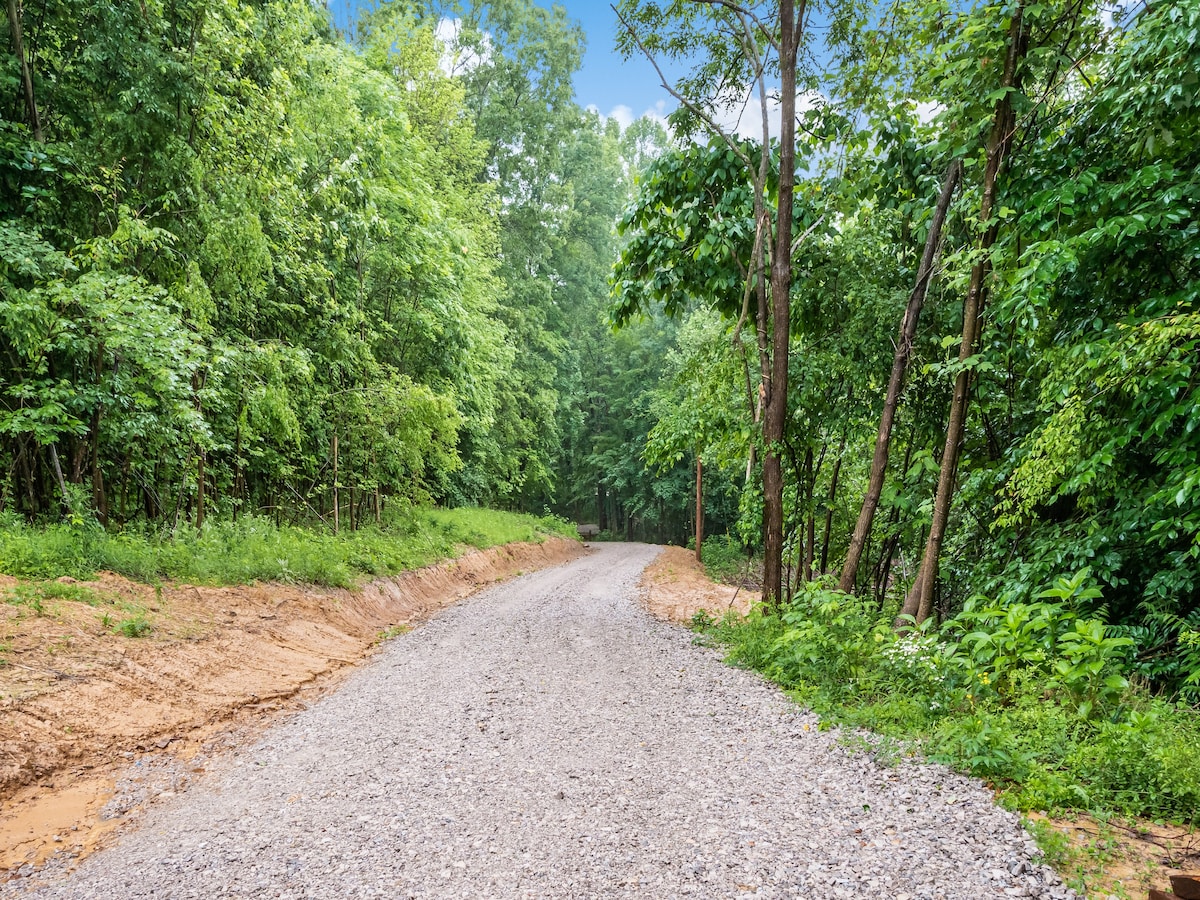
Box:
[2,0,1198,829]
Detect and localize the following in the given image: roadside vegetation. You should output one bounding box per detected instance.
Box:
[690,577,1200,891]
[0,508,574,590]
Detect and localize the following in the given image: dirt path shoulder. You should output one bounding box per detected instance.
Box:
[0,537,583,874]
[639,545,758,623]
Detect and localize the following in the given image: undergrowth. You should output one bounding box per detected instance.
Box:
[693,573,1200,824]
[0,507,575,589]
[700,534,756,586]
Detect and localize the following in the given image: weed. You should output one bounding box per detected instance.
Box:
[114,615,152,638]
[375,624,411,643]
[698,578,1200,822]
[4,583,46,615]
[700,534,754,585]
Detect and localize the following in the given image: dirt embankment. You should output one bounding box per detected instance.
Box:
[0,538,584,873]
[639,545,758,623]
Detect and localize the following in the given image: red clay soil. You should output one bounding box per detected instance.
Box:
[0,538,583,873]
[639,545,759,623]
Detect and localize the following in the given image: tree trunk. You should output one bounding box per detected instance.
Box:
[695,454,703,563]
[820,428,846,575]
[803,447,815,583]
[233,419,244,519]
[195,450,205,531]
[762,0,800,608]
[7,0,42,142]
[331,432,339,535]
[840,160,962,594]
[47,443,69,514]
[901,6,1028,624]
[90,405,108,525]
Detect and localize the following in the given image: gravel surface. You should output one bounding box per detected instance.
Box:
[6,543,1078,899]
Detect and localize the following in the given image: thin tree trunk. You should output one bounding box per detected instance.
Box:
[902,6,1027,624]
[7,0,42,141]
[195,451,205,530]
[840,160,962,594]
[90,405,108,524]
[762,0,800,608]
[331,432,339,535]
[47,443,68,512]
[821,428,847,575]
[233,419,243,520]
[803,447,815,583]
[119,455,131,522]
[18,441,37,514]
[695,454,704,563]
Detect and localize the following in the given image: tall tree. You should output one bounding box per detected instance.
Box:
[615,0,810,605]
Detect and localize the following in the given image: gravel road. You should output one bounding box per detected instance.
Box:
[8,543,1077,899]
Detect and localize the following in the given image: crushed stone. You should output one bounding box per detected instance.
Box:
[4,543,1078,900]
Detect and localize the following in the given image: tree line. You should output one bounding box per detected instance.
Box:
[611,0,1198,694]
[0,0,701,539]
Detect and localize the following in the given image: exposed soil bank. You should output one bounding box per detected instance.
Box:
[0,537,584,873]
[639,545,758,623]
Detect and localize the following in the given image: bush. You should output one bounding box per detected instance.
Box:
[701,534,751,584]
[693,575,1200,821]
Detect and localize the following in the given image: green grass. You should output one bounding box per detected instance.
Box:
[0,507,576,590]
[700,534,755,585]
[694,592,1200,825]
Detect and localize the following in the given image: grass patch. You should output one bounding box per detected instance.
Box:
[113,614,153,638]
[694,584,1200,825]
[699,534,757,586]
[0,507,576,590]
[374,624,412,644]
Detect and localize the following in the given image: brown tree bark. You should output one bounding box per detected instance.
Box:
[901,6,1028,624]
[6,0,42,142]
[695,455,704,563]
[195,451,205,531]
[820,428,847,575]
[89,393,109,524]
[761,0,801,608]
[331,432,339,535]
[839,159,962,594]
[803,447,815,583]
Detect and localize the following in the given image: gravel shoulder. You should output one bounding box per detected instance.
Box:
[5,542,1077,899]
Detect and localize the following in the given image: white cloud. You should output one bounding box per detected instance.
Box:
[590,100,673,134]
[711,90,825,141]
[914,100,942,124]
[435,17,492,77]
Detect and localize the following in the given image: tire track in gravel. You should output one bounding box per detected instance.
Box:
[4,543,1077,900]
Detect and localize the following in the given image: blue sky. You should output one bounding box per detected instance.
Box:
[328,1,678,128]
[555,2,677,127]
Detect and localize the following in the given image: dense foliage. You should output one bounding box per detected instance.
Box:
[613,0,1200,699]
[0,0,703,541]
